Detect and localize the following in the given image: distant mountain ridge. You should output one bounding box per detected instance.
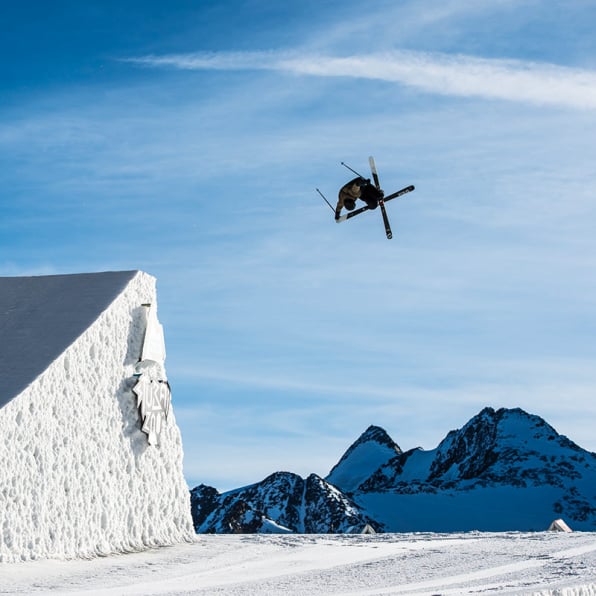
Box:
[190,407,596,533]
[191,472,379,534]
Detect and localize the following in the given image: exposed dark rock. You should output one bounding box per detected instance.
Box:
[191,471,379,534]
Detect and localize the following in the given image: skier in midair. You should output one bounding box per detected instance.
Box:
[335,177,383,220]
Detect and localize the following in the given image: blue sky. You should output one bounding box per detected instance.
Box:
[2,1,596,491]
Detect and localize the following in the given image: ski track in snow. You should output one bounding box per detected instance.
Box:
[1,533,595,595]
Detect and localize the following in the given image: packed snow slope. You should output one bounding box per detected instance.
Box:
[1,532,595,595]
[0,271,137,408]
[191,407,596,533]
[0,271,194,562]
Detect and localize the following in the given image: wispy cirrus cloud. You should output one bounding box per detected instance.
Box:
[127,49,596,110]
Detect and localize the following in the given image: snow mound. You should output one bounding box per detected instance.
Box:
[0,271,194,562]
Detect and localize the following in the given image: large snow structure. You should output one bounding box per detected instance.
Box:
[0,271,194,562]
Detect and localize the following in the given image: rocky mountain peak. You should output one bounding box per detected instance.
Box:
[429,407,586,482]
[326,425,402,493]
[358,425,401,449]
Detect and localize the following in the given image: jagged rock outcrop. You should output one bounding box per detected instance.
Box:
[190,484,291,534]
[191,472,379,534]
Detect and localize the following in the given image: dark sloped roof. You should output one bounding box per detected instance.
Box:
[0,270,138,409]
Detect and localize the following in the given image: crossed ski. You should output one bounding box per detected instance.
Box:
[335,184,415,224]
[324,156,415,240]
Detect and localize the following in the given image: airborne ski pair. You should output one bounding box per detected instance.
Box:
[317,156,415,240]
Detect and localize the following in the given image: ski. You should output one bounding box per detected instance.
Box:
[335,185,414,222]
[379,198,392,239]
[332,155,415,239]
[385,185,415,201]
[369,156,381,190]
[369,156,393,239]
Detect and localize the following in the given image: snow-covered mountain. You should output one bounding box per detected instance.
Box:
[191,471,379,534]
[191,407,596,533]
[359,407,592,493]
[340,407,596,532]
[326,425,402,493]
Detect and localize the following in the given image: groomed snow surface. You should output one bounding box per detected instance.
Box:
[1,532,595,595]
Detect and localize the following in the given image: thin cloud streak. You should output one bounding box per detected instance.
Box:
[127,49,596,110]
[173,360,596,409]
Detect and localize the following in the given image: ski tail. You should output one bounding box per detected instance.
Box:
[368,156,382,193]
[336,204,369,222]
[380,202,392,239]
[384,185,415,201]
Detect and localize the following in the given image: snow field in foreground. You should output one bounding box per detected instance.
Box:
[1,532,595,595]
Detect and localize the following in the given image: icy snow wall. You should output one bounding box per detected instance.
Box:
[0,271,194,562]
